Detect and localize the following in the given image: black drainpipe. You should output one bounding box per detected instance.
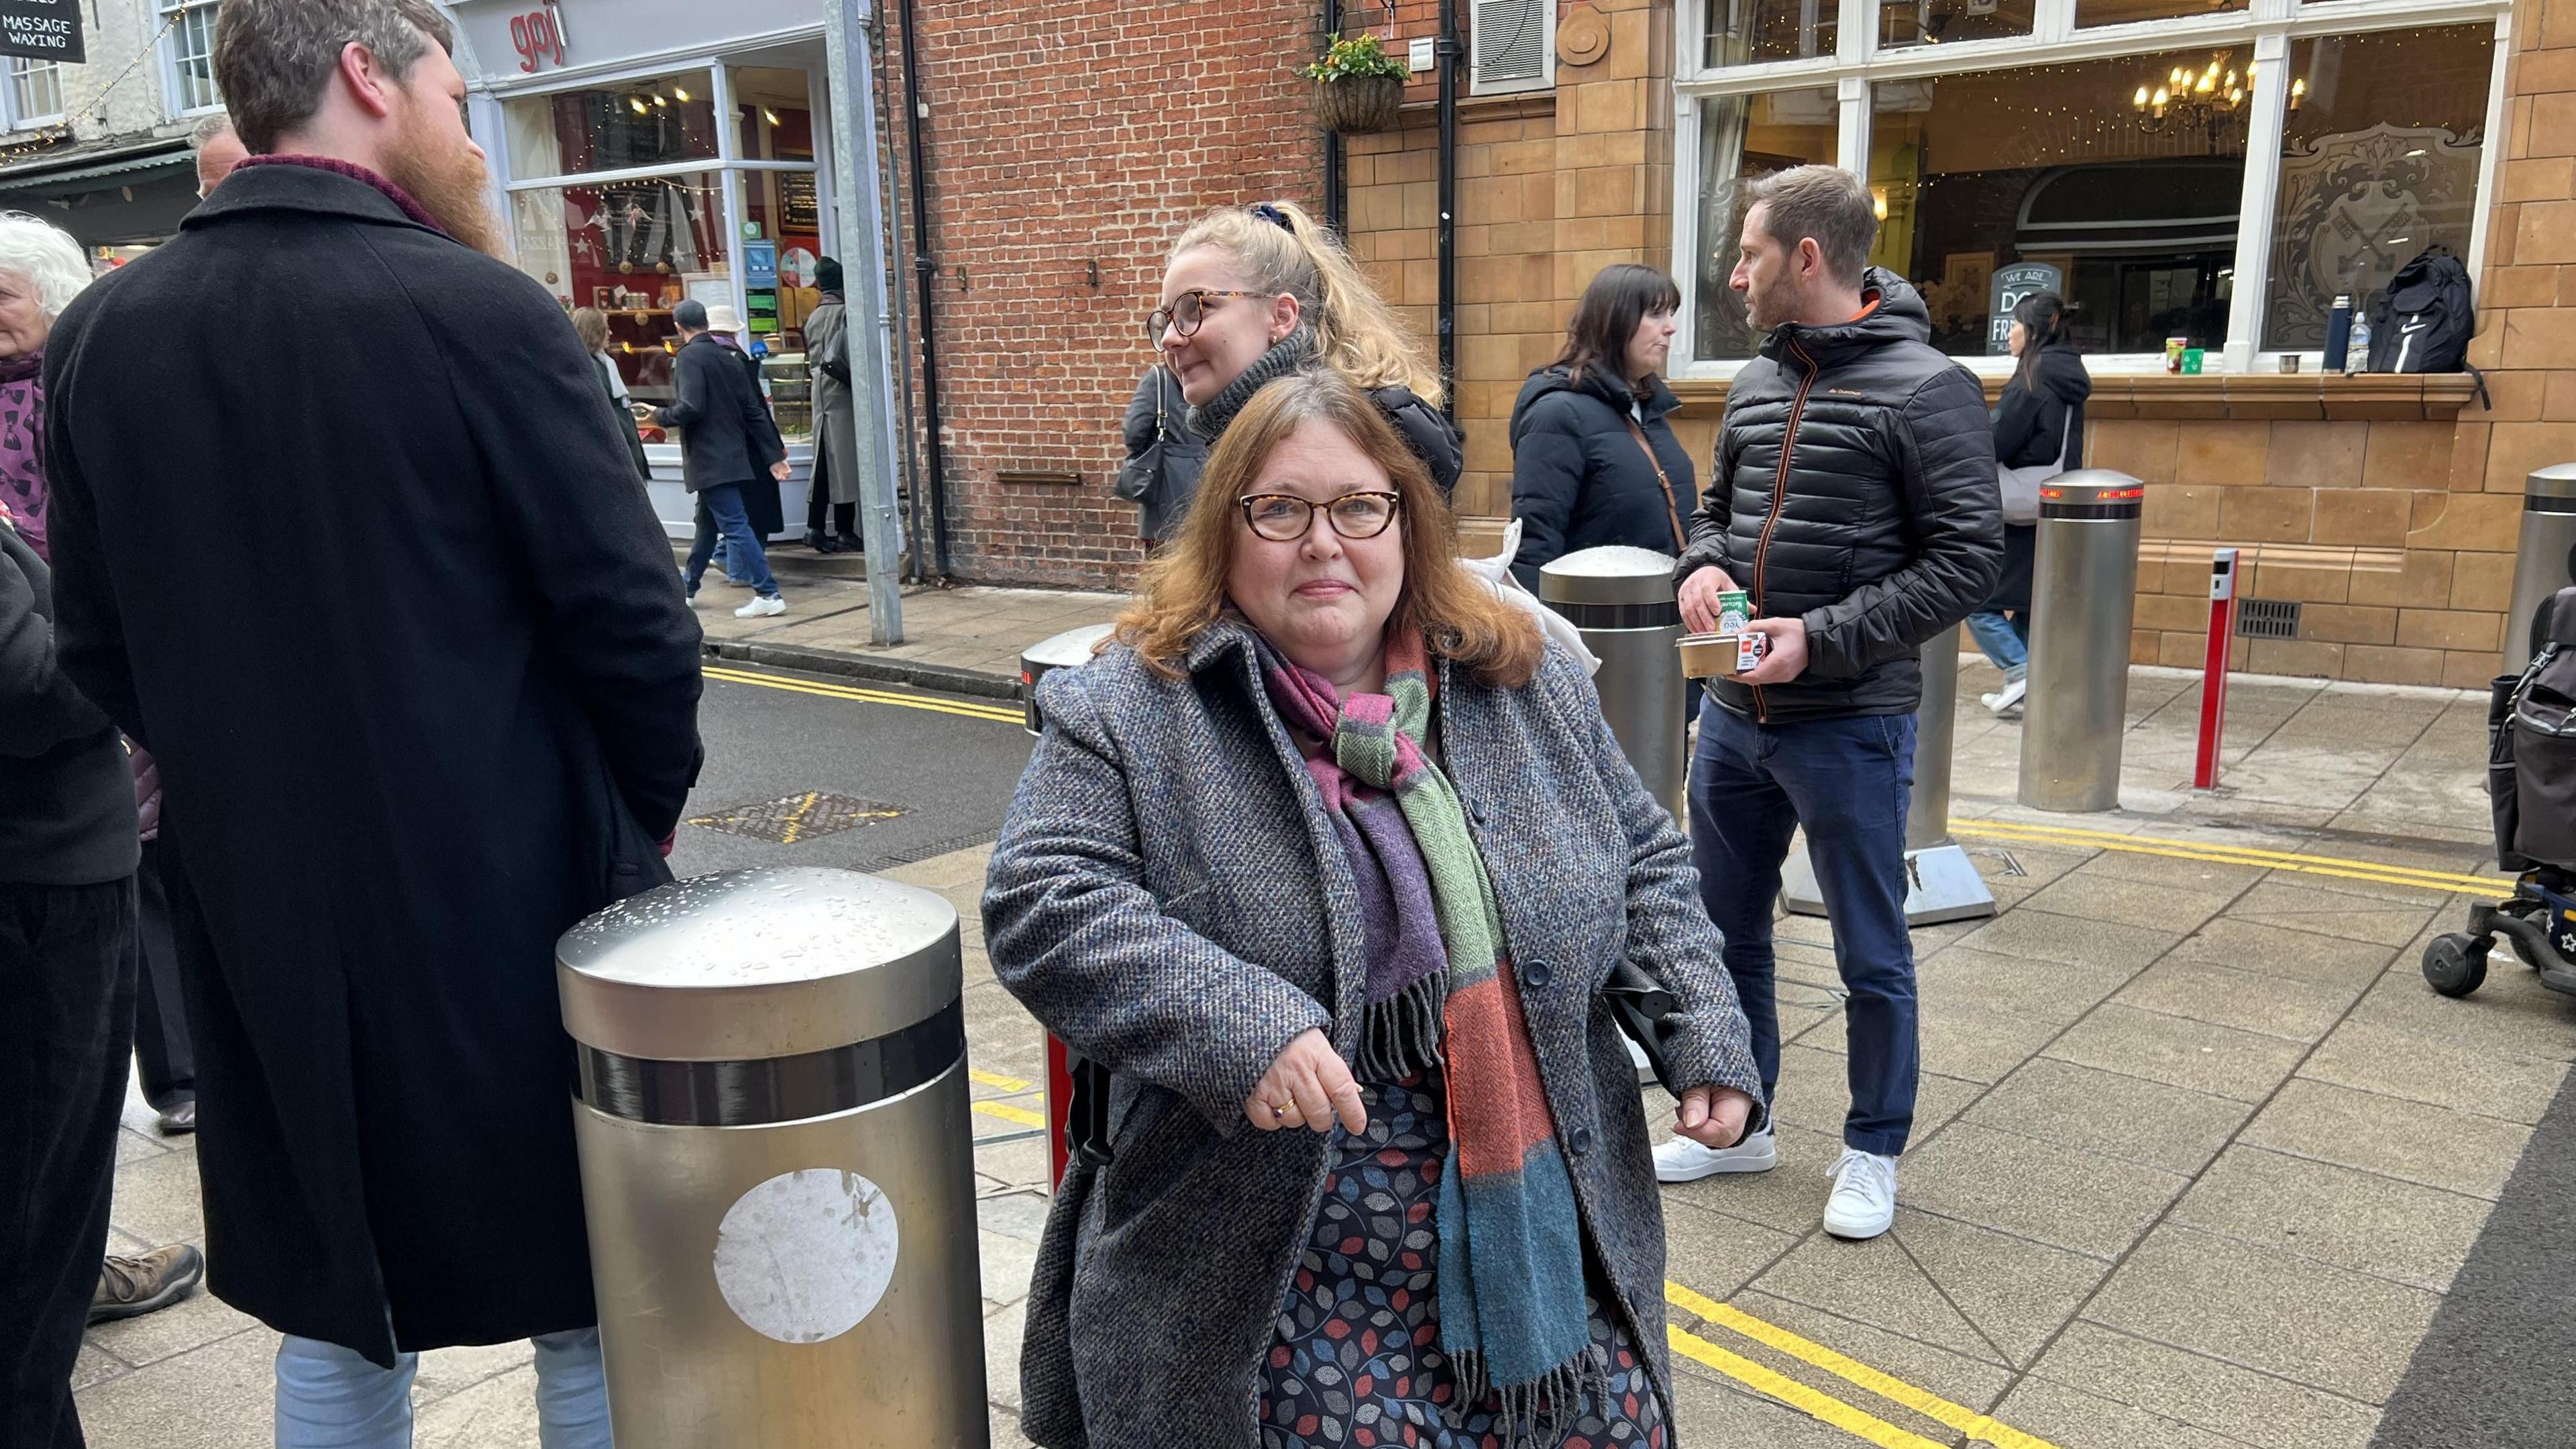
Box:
[1434,0,1458,421]
[1322,0,1344,232]
[896,0,952,577]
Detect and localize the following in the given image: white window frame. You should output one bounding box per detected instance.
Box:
[1670,0,2514,379]
[157,0,225,119]
[1470,0,1558,97]
[1,58,63,132]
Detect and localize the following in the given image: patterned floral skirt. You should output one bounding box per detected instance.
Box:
[1258,1075,1668,1449]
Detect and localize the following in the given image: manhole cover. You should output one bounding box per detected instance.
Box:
[689,792,907,845]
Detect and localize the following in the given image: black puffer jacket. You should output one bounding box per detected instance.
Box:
[1676,270,2002,722]
[1986,342,2090,613]
[1507,366,1695,590]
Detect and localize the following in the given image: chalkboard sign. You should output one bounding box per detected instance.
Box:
[0,0,82,64]
[1988,262,2062,354]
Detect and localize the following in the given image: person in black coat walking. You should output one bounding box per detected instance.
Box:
[40,4,702,1438]
[1972,292,2089,716]
[660,298,790,617]
[1509,263,1695,589]
[1656,169,2000,1242]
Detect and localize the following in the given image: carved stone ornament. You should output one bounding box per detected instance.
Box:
[1557,3,1609,67]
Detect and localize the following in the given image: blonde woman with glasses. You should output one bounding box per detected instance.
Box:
[1143,201,1462,534]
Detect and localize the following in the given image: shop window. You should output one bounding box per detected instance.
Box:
[2076,0,2248,28]
[511,172,728,405]
[1705,0,1835,68]
[8,60,60,126]
[503,71,718,182]
[160,0,219,114]
[1693,87,1838,361]
[2261,25,2491,351]
[1876,0,2034,52]
[1869,51,2262,357]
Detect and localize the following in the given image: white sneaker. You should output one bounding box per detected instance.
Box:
[1981,676,2027,716]
[1654,1128,1777,1183]
[1822,1148,1898,1240]
[735,594,786,619]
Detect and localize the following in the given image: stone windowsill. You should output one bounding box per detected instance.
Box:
[1664,372,2482,423]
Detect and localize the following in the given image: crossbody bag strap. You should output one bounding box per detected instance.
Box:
[1623,415,1686,552]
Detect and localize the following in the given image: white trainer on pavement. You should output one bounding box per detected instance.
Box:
[1653,1128,1777,1183]
[735,594,786,619]
[1981,676,2027,716]
[1822,1148,1898,1239]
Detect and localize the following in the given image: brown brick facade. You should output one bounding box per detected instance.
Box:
[902,0,2563,686]
[894,0,1326,587]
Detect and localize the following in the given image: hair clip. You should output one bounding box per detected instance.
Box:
[1250,202,1294,231]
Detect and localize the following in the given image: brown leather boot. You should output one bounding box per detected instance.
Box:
[89,1244,205,1324]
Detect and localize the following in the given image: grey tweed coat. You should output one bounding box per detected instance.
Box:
[981,618,1766,1448]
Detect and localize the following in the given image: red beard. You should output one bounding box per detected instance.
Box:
[381,103,506,260]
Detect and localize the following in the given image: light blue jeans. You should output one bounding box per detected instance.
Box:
[274,1328,610,1448]
[1966,609,2029,682]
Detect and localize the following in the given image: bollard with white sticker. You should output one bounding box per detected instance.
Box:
[2195,548,2239,791]
[555,866,989,1448]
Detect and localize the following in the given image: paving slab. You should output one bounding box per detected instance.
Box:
[2225,880,2444,947]
[2112,957,2366,1043]
[2168,1144,2491,1293]
[1899,1122,2188,1260]
[1948,908,2181,973]
[2043,1001,2309,1103]
[84,1281,262,1370]
[1717,1289,2017,1424]
[70,1322,277,1448]
[2015,871,2239,934]
[1990,1374,2263,1449]
[1964,1057,2253,1176]
[2345,963,2576,1064]
[2300,1018,2570,1124]
[2240,1077,2534,1201]
[2086,1225,2441,1404]
[1877,1207,2110,1368]
[103,1147,206,1249]
[1765,1043,1982,1140]
[1748,1232,2001,1366]
[2065,847,2271,894]
[2166,916,2399,987]
[414,1364,541,1447]
[2026,1321,2382,1449]
[1662,1201,1803,1302]
[1665,1363,1907,1449]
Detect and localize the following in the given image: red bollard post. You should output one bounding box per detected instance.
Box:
[1044,1030,1073,1187]
[2194,548,2239,790]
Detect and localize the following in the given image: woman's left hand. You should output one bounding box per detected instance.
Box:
[1674,1085,1756,1150]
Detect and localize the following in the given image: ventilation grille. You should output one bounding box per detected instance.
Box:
[2236,598,2302,641]
[1472,0,1550,92]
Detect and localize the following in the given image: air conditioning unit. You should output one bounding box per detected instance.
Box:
[1471,0,1553,95]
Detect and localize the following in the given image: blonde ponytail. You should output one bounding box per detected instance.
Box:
[1167,199,1445,407]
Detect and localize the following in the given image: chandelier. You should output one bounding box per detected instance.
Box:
[2131,54,2305,142]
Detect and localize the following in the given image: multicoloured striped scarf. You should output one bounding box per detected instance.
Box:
[1260,631,1598,1444]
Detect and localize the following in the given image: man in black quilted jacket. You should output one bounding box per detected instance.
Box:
[1654,166,2001,1241]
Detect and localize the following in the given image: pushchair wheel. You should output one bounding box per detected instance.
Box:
[2422,933,2490,998]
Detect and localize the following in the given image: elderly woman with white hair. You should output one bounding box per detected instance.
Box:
[0,211,97,557]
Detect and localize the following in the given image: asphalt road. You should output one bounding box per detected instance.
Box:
[667,663,1035,880]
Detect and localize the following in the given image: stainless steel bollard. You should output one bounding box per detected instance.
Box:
[1779,623,1996,926]
[557,867,989,1449]
[2018,471,2145,813]
[1540,546,1686,820]
[1021,623,1118,736]
[2506,464,2576,674]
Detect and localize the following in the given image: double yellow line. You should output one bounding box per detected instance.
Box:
[1952,818,2507,896]
[967,1067,1047,1130]
[1666,1281,2064,1448]
[704,663,1026,725]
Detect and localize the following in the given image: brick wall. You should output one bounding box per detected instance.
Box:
[895,0,1324,587]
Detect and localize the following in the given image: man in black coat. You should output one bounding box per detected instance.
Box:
[660,298,790,617]
[1655,167,2000,1242]
[40,0,701,1438]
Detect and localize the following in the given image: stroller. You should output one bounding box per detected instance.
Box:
[2424,586,2576,999]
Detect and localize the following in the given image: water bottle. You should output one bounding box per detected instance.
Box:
[2345,309,2372,374]
[2323,294,2353,372]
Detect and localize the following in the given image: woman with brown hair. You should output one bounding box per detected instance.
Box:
[569,305,649,482]
[984,368,1763,1448]
[1507,263,1693,589]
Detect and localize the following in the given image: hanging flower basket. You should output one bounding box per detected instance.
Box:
[1308,34,1409,135]
[1315,72,1405,133]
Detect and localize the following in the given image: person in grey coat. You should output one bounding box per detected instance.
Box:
[984,368,1764,1448]
[801,257,863,552]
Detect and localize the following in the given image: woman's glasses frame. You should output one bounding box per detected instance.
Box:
[1236,491,1404,543]
[1146,288,1268,345]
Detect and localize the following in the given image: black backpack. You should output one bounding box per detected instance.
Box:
[2367,246,2475,374]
